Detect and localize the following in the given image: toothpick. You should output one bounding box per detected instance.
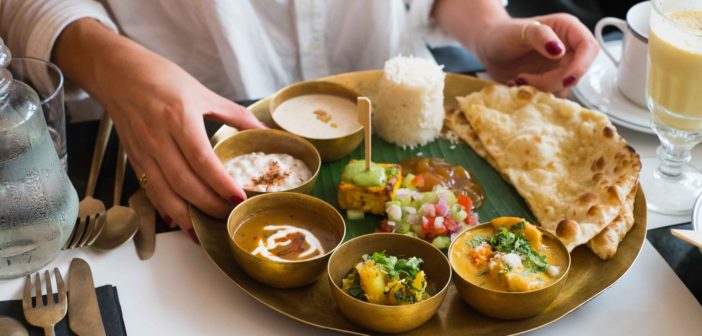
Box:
[357,97,372,171]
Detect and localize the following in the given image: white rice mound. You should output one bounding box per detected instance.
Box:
[373,56,445,148]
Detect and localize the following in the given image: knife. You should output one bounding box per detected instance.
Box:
[129,189,156,260]
[69,258,106,336]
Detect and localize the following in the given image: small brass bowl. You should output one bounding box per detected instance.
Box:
[269,80,363,162]
[449,223,571,320]
[327,233,451,334]
[227,192,346,288]
[213,129,321,197]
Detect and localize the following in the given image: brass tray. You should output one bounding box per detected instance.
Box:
[191,71,647,335]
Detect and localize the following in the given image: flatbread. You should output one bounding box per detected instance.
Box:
[587,185,637,260]
[448,85,640,255]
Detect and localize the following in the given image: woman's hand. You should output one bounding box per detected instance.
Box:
[475,14,600,97]
[54,19,265,238]
[434,0,599,97]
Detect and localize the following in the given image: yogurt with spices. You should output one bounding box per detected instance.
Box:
[224,152,312,192]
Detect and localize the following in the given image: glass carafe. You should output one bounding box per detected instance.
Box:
[0,38,78,279]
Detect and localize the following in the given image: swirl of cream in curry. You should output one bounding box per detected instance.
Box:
[234,208,339,262]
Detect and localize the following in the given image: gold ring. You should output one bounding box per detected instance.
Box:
[521,21,542,44]
[139,173,148,188]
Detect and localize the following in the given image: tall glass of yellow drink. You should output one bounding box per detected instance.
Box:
[643,0,702,215]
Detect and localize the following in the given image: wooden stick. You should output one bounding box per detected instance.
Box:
[671,229,702,249]
[357,97,372,171]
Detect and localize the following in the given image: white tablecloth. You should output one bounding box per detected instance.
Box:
[1,120,701,336]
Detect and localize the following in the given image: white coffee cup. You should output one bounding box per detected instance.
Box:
[594,1,650,108]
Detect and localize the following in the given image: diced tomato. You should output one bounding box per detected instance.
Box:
[430,217,447,236]
[457,194,473,211]
[377,219,394,233]
[444,217,459,233]
[421,216,432,237]
[465,212,477,226]
[412,174,425,189]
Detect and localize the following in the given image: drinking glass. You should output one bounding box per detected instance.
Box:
[8,57,66,170]
[643,0,702,215]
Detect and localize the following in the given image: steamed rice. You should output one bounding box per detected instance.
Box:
[373,56,445,148]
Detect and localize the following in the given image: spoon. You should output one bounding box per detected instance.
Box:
[64,115,112,249]
[91,144,140,251]
[0,316,28,336]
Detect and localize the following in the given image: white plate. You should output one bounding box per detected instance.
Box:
[573,41,655,134]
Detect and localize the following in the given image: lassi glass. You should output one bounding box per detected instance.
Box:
[643,0,702,215]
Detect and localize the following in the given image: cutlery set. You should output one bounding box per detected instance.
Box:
[63,115,155,260]
[22,259,105,336]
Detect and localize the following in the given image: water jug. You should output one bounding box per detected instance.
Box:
[0,38,78,279]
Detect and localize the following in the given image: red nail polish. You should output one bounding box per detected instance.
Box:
[164,215,173,226]
[563,75,577,87]
[187,228,200,244]
[545,41,563,56]
[229,195,245,205]
[515,77,528,86]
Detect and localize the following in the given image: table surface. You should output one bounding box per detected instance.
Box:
[2,102,702,335]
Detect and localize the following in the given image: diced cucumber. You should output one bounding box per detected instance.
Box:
[404,232,418,238]
[436,189,457,204]
[347,209,365,220]
[411,224,423,235]
[387,204,402,222]
[397,223,411,234]
[450,208,468,222]
[422,192,439,204]
[403,173,416,188]
[432,236,451,249]
[385,201,401,209]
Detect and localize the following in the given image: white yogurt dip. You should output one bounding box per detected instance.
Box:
[272,94,361,139]
[224,152,312,192]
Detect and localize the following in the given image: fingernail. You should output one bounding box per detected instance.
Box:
[187,228,200,244]
[545,41,563,56]
[164,215,174,227]
[229,195,245,205]
[563,75,577,87]
[515,77,528,86]
[506,80,516,87]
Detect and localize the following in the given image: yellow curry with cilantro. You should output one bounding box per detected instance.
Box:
[341,251,429,305]
[451,217,567,292]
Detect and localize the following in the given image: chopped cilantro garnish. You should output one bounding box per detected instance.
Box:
[346,271,366,301]
[365,251,423,279]
[471,236,487,248]
[483,226,549,272]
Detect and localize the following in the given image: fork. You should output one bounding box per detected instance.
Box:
[22,268,67,336]
[64,115,112,249]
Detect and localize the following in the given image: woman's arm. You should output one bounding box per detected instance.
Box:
[53,19,264,237]
[433,0,599,96]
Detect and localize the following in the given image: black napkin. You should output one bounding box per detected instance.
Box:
[0,285,126,336]
[647,223,702,305]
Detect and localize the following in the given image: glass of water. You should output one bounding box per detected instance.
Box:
[642,0,702,215]
[8,57,66,170]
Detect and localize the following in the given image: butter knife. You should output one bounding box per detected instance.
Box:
[69,258,106,336]
[129,189,156,260]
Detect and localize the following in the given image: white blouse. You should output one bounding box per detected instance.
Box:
[0,0,452,102]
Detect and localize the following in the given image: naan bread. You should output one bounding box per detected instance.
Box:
[587,186,637,259]
[449,85,640,254]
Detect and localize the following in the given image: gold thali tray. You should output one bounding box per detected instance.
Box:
[191,71,647,335]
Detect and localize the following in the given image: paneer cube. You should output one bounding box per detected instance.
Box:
[338,163,402,215]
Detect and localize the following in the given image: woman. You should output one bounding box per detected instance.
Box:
[1,0,598,240]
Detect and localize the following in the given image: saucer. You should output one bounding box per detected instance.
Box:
[573,41,655,134]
